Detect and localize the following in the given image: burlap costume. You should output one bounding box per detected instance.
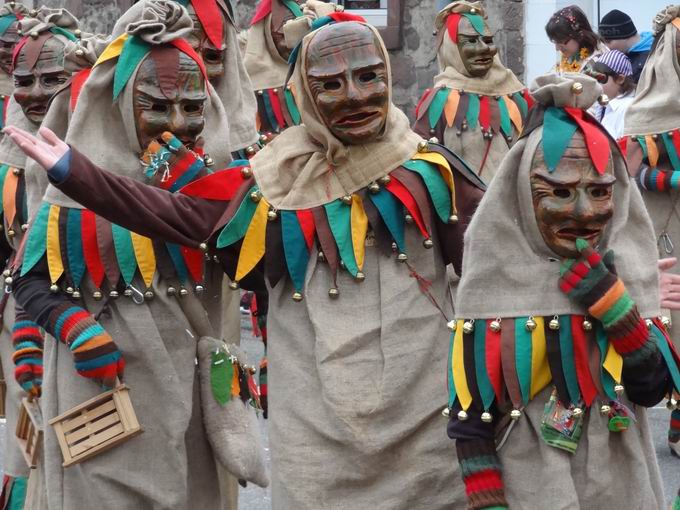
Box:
[414,1,527,183]
[0,3,29,121]
[450,74,670,508]
[22,2,244,508]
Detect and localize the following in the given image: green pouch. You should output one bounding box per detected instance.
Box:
[540,390,584,454]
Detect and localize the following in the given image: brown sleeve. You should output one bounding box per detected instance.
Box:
[58,148,227,247]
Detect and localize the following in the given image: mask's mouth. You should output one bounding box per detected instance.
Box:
[472,56,493,65]
[335,109,381,127]
[26,104,47,117]
[556,226,601,241]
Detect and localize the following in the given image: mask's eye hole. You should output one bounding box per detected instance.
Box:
[591,187,610,198]
[359,71,377,83]
[184,103,201,113]
[151,103,168,113]
[323,80,341,91]
[553,188,571,199]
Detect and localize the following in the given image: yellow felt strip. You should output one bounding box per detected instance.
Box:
[444,89,460,127]
[130,233,156,288]
[46,205,64,285]
[645,135,659,168]
[603,343,623,383]
[503,95,523,133]
[350,194,368,271]
[2,169,18,228]
[530,317,552,398]
[412,152,457,215]
[235,198,268,282]
[94,33,128,67]
[452,320,472,410]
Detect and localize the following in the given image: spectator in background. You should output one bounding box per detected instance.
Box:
[546,5,606,72]
[599,9,653,84]
[585,49,636,139]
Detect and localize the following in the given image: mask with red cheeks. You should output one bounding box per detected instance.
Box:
[185,4,226,84]
[132,49,207,152]
[456,16,497,77]
[305,23,389,145]
[530,132,615,259]
[270,3,297,60]
[13,36,70,124]
[0,21,20,75]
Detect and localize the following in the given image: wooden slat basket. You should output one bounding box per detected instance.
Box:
[48,384,142,467]
[16,396,43,468]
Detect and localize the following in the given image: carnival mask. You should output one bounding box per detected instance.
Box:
[13,37,70,124]
[530,133,615,259]
[306,23,389,145]
[0,20,20,75]
[457,16,497,78]
[186,4,225,84]
[270,2,297,60]
[133,49,207,152]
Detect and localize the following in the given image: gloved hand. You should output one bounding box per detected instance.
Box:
[142,132,208,192]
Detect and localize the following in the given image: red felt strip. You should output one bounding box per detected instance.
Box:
[570,315,599,406]
[385,178,429,238]
[162,152,196,190]
[295,209,316,251]
[192,0,224,48]
[415,88,432,120]
[564,107,610,175]
[446,13,462,44]
[485,321,503,400]
[70,68,92,112]
[523,89,534,109]
[81,210,105,288]
[181,246,204,283]
[672,131,680,163]
[179,168,246,200]
[617,136,627,159]
[170,39,208,85]
[478,95,490,131]
[267,88,286,130]
[251,0,272,25]
[11,36,27,70]
[328,12,367,23]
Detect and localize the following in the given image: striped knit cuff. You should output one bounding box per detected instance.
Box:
[638,167,680,192]
[456,438,508,510]
[11,314,44,397]
[670,409,680,443]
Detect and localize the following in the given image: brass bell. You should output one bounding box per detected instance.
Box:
[368,182,380,194]
[417,140,429,153]
[50,284,59,293]
[341,195,353,205]
[457,410,468,421]
[572,407,583,417]
[29,31,38,39]
[447,320,457,332]
[397,253,408,263]
[124,288,133,297]
[179,287,189,296]
[199,242,208,252]
[257,89,264,96]
[272,88,278,94]
[93,290,103,300]
[167,286,177,296]
[378,175,391,186]
[246,146,256,155]
[510,409,522,420]
[614,384,624,396]
[481,411,493,423]
[645,319,653,329]
[441,407,450,418]
[404,214,413,224]
[240,167,252,178]
[203,154,215,167]
[339,260,346,269]
[355,271,365,282]
[571,82,583,94]
[259,134,269,144]
[292,291,303,302]
[29,9,37,17]
[391,242,397,252]
[317,251,325,262]
[20,223,27,232]
[2,269,9,277]
[66,287,74,294]
[9,2,16,9]
[462,320,474,334]
[489,319,501,333]
[428,136,439,144]
[74,29,82,37]
[470,7,477,13]
[144,290,154,299]
[597,94,610,106]
[267,209,278,221]
[423,238,434,249]
[249,191,262,203]
[667,398,678,410]
[652,133,659,140]
[600,404,611,415]
[448,214,459,224]
[16,30,21,36]
[525,317,537,331]
[549,316,560,330]
[328,287,339,298]
[72,290,81,299]
[7,229,15,238]
[109,290,119,298]
[195,285,204,293]
[3,276,11,285]
[661,316,672,329]
[582,319,593,331]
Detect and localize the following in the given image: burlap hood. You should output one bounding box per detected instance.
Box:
[44,0,232,209]
[456,73,659,319]
[433,1,524,96]
[623,6,680,136]
[251,20,422,210]
[0,2,29,96]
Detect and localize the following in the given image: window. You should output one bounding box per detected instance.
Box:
[331,0,402,49]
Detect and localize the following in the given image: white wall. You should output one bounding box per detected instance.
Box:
[524,0,668,84]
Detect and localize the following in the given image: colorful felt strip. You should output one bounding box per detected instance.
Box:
[350,195,368,271]
[466,94,480,130]
[529,316,551,399]
[281,210,311,291]
[324,199,358,277]
[428,87,451,130]
[514,317,532,405]
[190,0,224,48]
[21,202,49,276]
[66,209,86,288]
[473,319,495,410]
[368,187,406,254]
[130,232,156,288]
[216,186,259,248]
[444,89,460,127]
[46,204,64,285]
[235,198,268,282]
[81,209,105,288]
[485,321,503,401]
[452,320,472,411]
[543,107,579,172]
[663,132,680,172]
[113,35,151,100]
[181,247,203,283]
[166,243,189,283]
[402,159,451,223]
[2,167,18,229]
[594,322,618,400]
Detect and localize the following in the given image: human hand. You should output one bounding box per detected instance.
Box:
[3,126,69,171]
[659,257,680,310]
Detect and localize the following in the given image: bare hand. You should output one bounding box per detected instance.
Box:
[659,257,680,310]
[3,126,69,171]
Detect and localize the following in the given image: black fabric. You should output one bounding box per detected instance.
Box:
[629,49,650,84]
[599,10,637,40]
[622,348,671,407]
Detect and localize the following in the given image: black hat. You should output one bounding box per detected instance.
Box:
[599,9,637,40]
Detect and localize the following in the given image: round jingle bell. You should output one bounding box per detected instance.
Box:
[50,284,59,293]
[397,253,408,263]
[249,191,262,203]
[144,290,154,300]
[597,94,610,106]
[195,285,204,294]
[447,320,457,332]
[448,214,459,224]
[229,281,239,290]
[661,316,672,329]
[29,8,37,16]
[441,407,450,418]
[267,209,278,222]
[75,48,85,57]
[240,167,252,178]
[645,319,653,329]
[29,31,38,39]
[2,269,9,278]
[572,407,583,417]
[571,82,583,94]
[341,195,353,205]
[417,140,429,153]
[317,251,326,262]
[600,404,611,415]
[614,384,624,396]
[7,229,15,238]
[368,182,380,194]
[3,276,11,286]
[481,412,493,423]
[20,224,28,232]
[246,146,256,156]
[548,316,560,330]
[423,238,434,249]
[109,290,119,298]
[167,286,177,296]
[124,288,133,297]
[355,271,365,282]
[462,320,475,334]
[72,290,81,299]
[292,292,303,302]
[510,409,522,420]
[74,29,82,38]
[93,290,103,300]
[203,154,215,167]
[489,319,501,333]
[582,319,593,331]
[428,137,439,144]
[66,287,74,294]
[667,398,678,410]
[378,175,391,186]
[457,410,468,421]
[199,242,208,252]
[179,288,189,296]
[404,214,413,224]
[525,317,537,331]
[328,287,339,299]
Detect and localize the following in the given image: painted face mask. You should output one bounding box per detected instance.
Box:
[13,36,70,124]
[456,16,497,78]
[133,49,207,152]
[270,6,296,60]
[0,19,20,75]
[185,3,225,84]
[531,132,615,259]
[305,23,389,145]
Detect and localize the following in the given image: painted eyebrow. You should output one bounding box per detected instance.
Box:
[534,172,616,186]
[135,90,207,102]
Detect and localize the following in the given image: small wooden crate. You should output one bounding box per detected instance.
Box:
[48,384,142,467]
[15,397,43,468]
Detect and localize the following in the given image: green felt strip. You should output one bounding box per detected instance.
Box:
[497,96,511,137]
[113,35,151,100]
[0,15,16,37]
[543,107,578,172]
[216,186,259,248]
[637,136,648,162]
[559,315,581,403]
[662,132,680,171]
[514,317,533,405]
[50,26,77,42]
[282,0,303,17]
[402,159,451,223]
[368,188,406,253]
[462,13,485,35]
[166,242,189,283]
[7,475,27,510]
[66,209,86,288]
[651,323,680,391]
[111,224,136,285]
[324,200,358,277]
[474,319,495,409]
[513,92,528,118]
[466,93,480,130]
[284,88,301,125]
[280,210,310,290]
[261,90,279,132]
[428,87,451,130]
[211,350,232,405]
[21,202,50,277]
[595,322,617,400]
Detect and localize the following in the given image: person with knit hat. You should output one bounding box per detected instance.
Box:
[446,72,677,509]
[5,1,268,507]
[622,4,680,460]
[413,1,530,183]
[599,9,653,84]
[584,49,635,139]
[5,15,486,508]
